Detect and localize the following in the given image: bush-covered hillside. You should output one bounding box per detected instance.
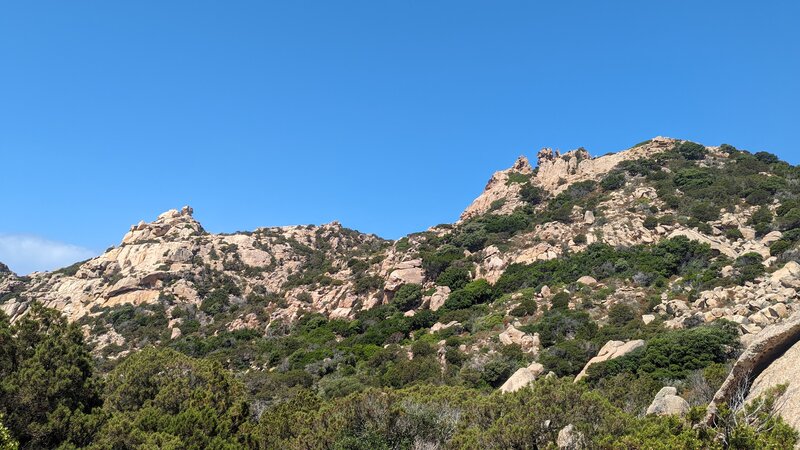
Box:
[1,138,800,448]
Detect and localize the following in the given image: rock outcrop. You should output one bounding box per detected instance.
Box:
[499,362,545,393]
[0,207,389,354]
[646,387,690,416]
[575,340,645,382]
[460,156,534,221]
[534,137,675,194]
[706,311,800,426]
[744,339,800,433]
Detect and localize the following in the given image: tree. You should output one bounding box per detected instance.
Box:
[96,347,249,450]
[0,304,102,449]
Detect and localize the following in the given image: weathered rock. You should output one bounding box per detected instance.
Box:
[744,339,800,434]
[646,387,690,416]
[499,362,545,393]
[431,321,460,333]
[386,259,425,290]
[498,325,540,354]
[426,286,451,312]
[668,229,738,259]
[576,275,597,286]
[575,340,645,382]
[556,424,586,450]
[771,261,800,289]
[460,156,534,220]
[761,231,783,246]
[706,311,800,425]
[534,138,675,194]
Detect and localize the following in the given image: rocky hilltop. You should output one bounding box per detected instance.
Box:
[2,137,800,447]
[2,137,799,357]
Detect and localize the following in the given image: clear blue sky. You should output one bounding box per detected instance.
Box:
[1,1,798,274]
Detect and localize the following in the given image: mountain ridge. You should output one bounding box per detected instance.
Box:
[3,136,800,448]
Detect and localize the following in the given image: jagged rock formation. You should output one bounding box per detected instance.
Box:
[0,206,389,350]
[1,136,798,367]
[460,155,534,221]
[462,137,677,222]
[535,137,675,193]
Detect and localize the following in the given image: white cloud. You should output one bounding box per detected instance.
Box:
[0,234,97,275]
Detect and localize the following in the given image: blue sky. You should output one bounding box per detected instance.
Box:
[1,1,798,274]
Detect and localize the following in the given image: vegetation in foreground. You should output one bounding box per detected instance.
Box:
[0,304,795,449]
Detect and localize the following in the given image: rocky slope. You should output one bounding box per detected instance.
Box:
[1,137,799,368]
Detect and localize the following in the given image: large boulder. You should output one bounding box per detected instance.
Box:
[744,339,800,433]
[706,310,800,426]
[425,285,450,312]
[646,387,690,416]
[771,261,800,289]
[386,259,425,290]
[499,362,545,393]
[575,340,645,382]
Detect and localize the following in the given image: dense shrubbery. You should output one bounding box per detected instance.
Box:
[392,283,423,311]
[494,236,717,295]
[586,321,740,382]
[0,297,794,448]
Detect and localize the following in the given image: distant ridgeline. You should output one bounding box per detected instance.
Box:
[1,138,800,448]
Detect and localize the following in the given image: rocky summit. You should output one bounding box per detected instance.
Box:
[3,137,800,448]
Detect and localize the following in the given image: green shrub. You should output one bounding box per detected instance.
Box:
[550,292,570,310]
[200,288,231,314]
[746,189,771,206]
[600,172,626,191]
[725,228,744,240]
[675,141,707,160]
[392,284,423,311]
[526,309,597,347]
[509,297,538,317]
[421,245,463,280]
[734,252,765,283]
[481,212,530,234]
[770,240,791,256]
[505,171,531,185]
[607,303,637,327]
[539,339,595,377]
[689,201,720,222]
[587,321,739,381]
[435,264,472,290]
[643,216,658,230]
[354,275,384,294]
[442,279,492,311]
[520,183,545,205]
